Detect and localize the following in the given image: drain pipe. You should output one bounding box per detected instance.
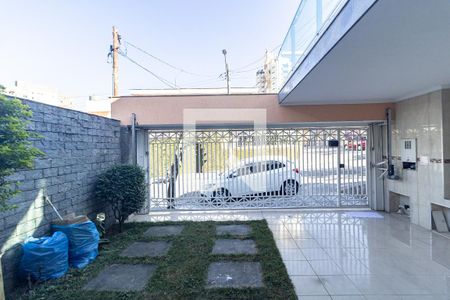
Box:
[386,108,395,177]
[131,113,137,165]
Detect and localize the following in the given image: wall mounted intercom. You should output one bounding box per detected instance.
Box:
[400,138,416,170]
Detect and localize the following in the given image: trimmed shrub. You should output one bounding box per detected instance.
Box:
[95,165,146,231]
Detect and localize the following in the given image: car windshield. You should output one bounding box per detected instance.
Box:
[226,160,288,177]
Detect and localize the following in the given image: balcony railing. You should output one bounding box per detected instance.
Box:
[277,0,348,87]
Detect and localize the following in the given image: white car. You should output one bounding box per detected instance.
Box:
[202,158,301,201]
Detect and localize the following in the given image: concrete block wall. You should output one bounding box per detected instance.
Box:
[0,99,121,296]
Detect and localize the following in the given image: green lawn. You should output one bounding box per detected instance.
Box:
[19,220,296,300]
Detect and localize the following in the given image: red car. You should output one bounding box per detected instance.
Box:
[344,139,366,151]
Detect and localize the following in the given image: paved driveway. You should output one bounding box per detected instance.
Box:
[129,209,450,299]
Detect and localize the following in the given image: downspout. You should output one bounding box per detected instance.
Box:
[386,108,395,177]
[131,113,137,165]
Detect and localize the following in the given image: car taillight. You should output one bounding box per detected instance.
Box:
[293,168,299,173]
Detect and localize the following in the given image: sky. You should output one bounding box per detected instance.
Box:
[0,0,300,98]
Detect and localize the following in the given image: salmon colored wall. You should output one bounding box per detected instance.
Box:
[111,94,394,126]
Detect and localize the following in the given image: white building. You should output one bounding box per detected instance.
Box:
[256,51,281,93]
[2,81,112,117]
[71,96,112,118]
[2,81,72,108]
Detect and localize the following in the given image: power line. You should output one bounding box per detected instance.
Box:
[117,35,283,89]
[233,57,265,71]
[232,65,262,74]
[181,67,258,87]
[119,50,178,89]
[125,41,216,78]
[232,44,282,71]
[67,94,111,99]
[181,77,224,87]
[125,40,279,81]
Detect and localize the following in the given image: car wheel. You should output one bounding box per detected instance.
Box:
[212,189,232,205]
[281,180,299,196]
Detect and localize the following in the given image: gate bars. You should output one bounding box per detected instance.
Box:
[142,127,368,212]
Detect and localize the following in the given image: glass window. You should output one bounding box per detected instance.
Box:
[253,162,266,173]
[236,165,252,176]
[267,161,285,170]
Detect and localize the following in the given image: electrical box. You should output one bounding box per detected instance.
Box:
[401,138,416,170]
[327,140,339,147]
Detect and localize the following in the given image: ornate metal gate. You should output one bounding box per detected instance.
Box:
[143,127,368,211]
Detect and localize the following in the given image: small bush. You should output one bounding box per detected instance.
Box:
[95,165,146,231]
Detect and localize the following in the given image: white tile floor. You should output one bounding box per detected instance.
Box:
[128,209,450,299]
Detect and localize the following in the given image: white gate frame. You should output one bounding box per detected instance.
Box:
[138,123,377,213]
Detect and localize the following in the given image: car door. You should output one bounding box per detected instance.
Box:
[265,160,286,194]
[239,163,257,196]
[264,161,276,193]
[226,164,252,196]
[245,161,266,194]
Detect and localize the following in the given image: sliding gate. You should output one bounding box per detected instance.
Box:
[144,127,368,211]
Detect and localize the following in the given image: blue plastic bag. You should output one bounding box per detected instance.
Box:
[20,231,69,281]
[51,220,99,269]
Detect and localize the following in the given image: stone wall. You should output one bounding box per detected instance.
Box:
[0,99,121,296]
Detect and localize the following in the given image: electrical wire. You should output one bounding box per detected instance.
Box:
[125,41,216,78]
[232,56,265,72]
[119,51,178,89]
[232,65,263,74]
[120,46,225,88]
[67,94,111,99]
[117,36,284,89]
[232,44,282,72]
[178,76,225,87]
[121,37,289,88]
[126,40,278,80]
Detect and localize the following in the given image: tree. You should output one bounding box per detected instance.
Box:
[95,165,146,232]
[0,86,44,211]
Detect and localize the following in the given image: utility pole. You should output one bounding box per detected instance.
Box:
[112,26,119,97]
[222,49,230,94]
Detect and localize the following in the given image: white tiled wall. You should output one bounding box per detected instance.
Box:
[387,89,449,229]
[442,89,450,200]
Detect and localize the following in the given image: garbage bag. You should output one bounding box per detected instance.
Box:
[51,220,99,269]
[20,231,69,281]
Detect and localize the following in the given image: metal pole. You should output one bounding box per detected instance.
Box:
[290,29,296,69]
[316,0,323,32]
[0,252,5,300]
[131,113,137,165]
[45,196,63,220]
[386,108,394,176]
[337,129,342,207]
[222,49,230,94]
